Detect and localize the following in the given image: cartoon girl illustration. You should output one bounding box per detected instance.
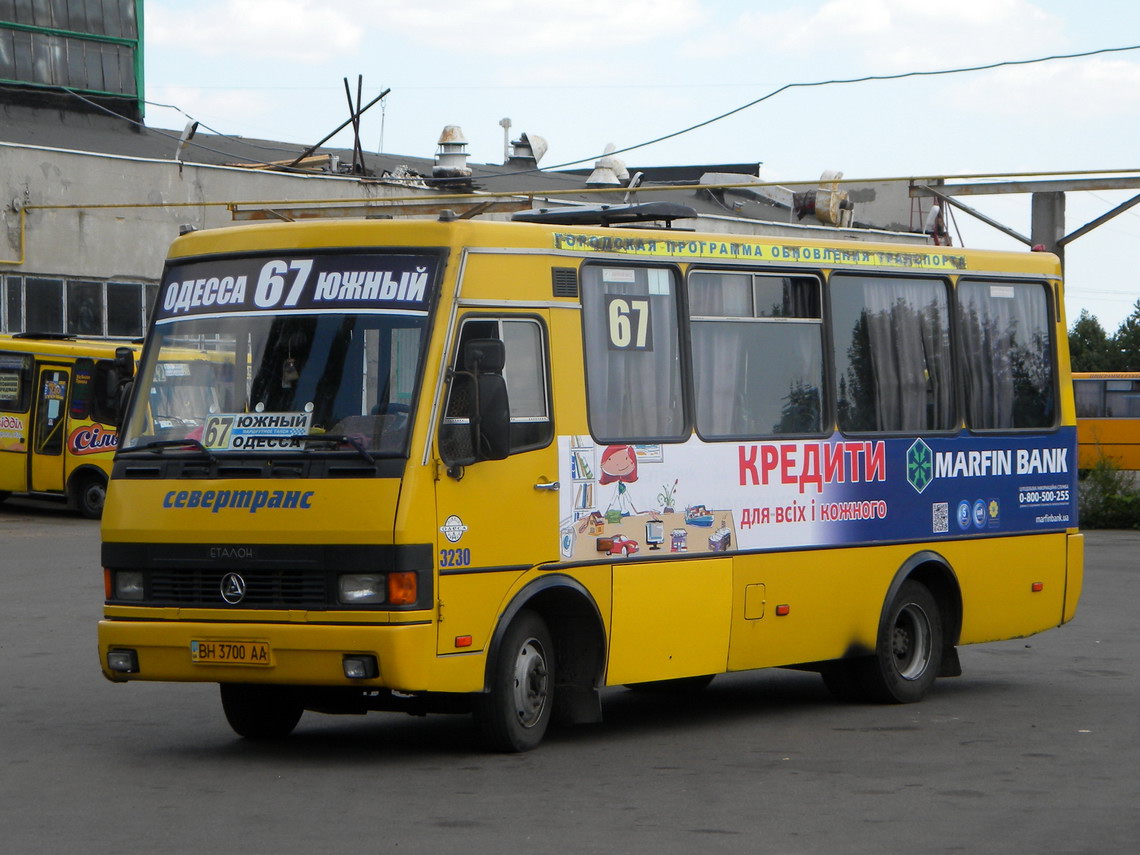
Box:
[600,444,640,516]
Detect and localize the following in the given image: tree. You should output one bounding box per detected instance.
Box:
[1113,300,1140,371]
[1068,309,1117,371]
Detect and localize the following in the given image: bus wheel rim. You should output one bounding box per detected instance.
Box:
[511,636,549,729]
[892,603,931,681]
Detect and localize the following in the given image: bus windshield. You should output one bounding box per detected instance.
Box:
[123,312,426,456]
[123,310,427,456]
[121,250,436,456]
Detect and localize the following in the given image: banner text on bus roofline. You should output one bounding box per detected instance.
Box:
[553,233,968,270]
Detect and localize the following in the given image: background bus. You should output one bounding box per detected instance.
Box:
[0,333,137,517]
[1073,372,1140,470]
[98,210,1082,751]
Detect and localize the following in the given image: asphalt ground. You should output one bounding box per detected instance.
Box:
[0,496,1136,854]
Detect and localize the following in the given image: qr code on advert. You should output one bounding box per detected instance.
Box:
[932,502,949,533]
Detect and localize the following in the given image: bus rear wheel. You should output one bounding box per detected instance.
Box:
[74,473,107,519]
[220,684,304,739]
[474,610,554,752]
[858,580,943,704]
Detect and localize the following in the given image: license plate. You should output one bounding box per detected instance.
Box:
[190,639,272,666]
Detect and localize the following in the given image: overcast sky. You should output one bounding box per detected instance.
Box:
[143,0,1140,332]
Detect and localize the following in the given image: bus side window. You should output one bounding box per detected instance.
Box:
[580,264,686,443]
[958,280,1055,429]
[70,357,95,421]
[1073,379,1102,418]
[831,274,954,433]
[689,271,824,439]
[0,352,32,414]
[439,316,553,465]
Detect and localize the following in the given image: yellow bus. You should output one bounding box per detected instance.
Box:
[1073,372,1140,469]
[0,333,139,517]
[98,207,1083,751]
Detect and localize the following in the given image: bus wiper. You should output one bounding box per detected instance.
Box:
[131,438,216,460]
[295,434,376,464]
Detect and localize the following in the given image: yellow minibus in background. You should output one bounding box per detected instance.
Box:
[0,333,137,517]
[98,206,1083,751]
[1073,372,1140,469]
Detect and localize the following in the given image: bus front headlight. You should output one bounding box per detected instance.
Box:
[114,571,145,600]
[338,574,386,605]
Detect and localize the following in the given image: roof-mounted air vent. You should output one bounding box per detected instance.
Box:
[512,202,696,227]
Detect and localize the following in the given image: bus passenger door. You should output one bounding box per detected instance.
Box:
[433,312,559,656]
[29,365,70,494]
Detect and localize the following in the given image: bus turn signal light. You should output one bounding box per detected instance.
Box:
[1032,582,1044,592]
[388,572,418,605]
[775,604,791,616]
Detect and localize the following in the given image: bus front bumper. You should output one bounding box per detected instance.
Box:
[98,617,439,691]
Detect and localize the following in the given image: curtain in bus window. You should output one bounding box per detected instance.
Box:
[582,266,685,442]
[1072,380,1102,418]
[689,272,823,438]
[1104,379,1140,417]
[832,275,953,433]
[957,280,1054,429]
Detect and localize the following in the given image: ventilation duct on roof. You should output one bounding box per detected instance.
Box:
[587,143,627,187]
[508,132,548,168]
[434,125,472,179]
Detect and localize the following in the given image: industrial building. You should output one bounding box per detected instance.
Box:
[1,1,927,340]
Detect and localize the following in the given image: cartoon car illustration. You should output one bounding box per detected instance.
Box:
[685,504,714,526]
[608,534,640,556]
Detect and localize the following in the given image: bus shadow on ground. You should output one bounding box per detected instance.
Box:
[148,665,1035,764]
[166,669,847,763]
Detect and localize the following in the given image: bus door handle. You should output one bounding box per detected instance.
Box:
[533,480,560,492]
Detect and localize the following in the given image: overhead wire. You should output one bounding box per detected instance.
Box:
[468,42,1140,181]
[56,87,312,166]
[26,43,1140,179]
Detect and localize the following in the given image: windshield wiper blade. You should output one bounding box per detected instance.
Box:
[129,438,216,460]
[295,434,376,464]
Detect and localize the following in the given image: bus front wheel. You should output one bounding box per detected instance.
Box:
[219,684,304,739]
[858,580,943,704]
[474,609,554,752]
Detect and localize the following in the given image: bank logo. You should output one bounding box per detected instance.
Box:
[957,500,972,531]
[972,499,987,529]
[907,438,934,493]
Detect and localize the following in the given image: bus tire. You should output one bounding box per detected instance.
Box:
[74,472,107,519]
[0,491,9,504]
[857,580,943,704]
[220,683,303,739]
[474,609,554,752]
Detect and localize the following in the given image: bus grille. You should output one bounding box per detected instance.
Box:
[148,569,329,608]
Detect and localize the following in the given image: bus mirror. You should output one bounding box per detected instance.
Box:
[114,347,135,381]
[112,347,136,429]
